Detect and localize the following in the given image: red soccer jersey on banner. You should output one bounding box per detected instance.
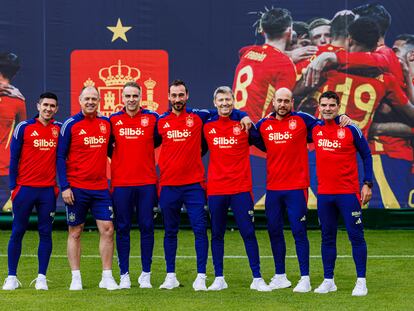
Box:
[0,96,26,175]
[312,121,372,194]
[295,44,344,78]
[203,114,251,195]
[256,111,317,190]
[233,44,296,122]
[110,109,159,187]
[370,135,413,162]
[10,118,60,189]
[336,45,405,88]
[57,112,110,190]
[313,71,408,137]
[157,109,205,186]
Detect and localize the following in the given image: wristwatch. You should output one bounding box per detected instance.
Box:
[363,181,373,188]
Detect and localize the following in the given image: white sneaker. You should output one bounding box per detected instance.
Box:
[352,278,368,296]
[250,278,271,292]
[208,277,228,291]
[69,275,83,291]
[268,274,292,290]
[159,273,180,290]
[2,276,21,290]
[99,276,119,291]
[192,273,207,291]
[119,273,131,289]
[293,276,311,293]
[314,279,337,294]
[30,275,48,290]
[138,272,152,288]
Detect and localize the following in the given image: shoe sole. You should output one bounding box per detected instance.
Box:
[293,288,312,293]
[159,283,179,290]
[314,287,337,294]
[270,284,292,290]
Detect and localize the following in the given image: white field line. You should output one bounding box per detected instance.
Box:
[0,254,413,259]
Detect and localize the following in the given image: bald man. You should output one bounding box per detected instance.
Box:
[255,88,315,292]
[57,86,118,291]
[256,88,350,293]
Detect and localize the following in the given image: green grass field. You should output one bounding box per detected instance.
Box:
[0,229,413,310]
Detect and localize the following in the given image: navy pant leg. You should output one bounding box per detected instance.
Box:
[113,187,135,275]
[208,195,229,277]
[231,192,261,278]
[317,194,339,279]
[35,187,56,276]
[265,190,286,274]
[8,186,34,276]
[159,186,182,273]
[183,184,208,274]
[136,185,156,273]
[336,194,367,278]
[285,189,309,276]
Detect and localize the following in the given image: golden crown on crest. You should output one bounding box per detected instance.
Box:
[98,59,141,86]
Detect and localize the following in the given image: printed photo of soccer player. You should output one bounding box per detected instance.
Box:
[0,52,26,212]
[242,3,413,209]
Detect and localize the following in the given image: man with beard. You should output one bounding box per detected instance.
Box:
[232,8,296,123]
[157,80,251,291]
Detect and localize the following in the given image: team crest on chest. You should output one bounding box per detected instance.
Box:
[186,115,194,127]
[99,122,107,134]
[288,118,297,130]
[233,124,242,135]
[337,128,346,139]
[141,116,149,127]
[51,127,59,138]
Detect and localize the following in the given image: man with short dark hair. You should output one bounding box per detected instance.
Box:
[312,91,372,296]
[57,86,118,291]
[232,8,296,122]
[3,92,60,290]
[109,81,160,289]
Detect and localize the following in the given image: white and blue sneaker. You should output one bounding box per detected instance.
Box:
[314,279,337,294]
[2,276,21,290]
[208,277,228,291]
[138,272,152,288]
[119,273,131,289]
[159,273,180,290]
[269,274,292,290]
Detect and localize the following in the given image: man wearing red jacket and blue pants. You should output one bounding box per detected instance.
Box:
[312,91,372,296]
[57,86,118,291]
[203,86,270,292]
[255,88,317,293]
[157,80,250,291]
[109,82,160,289]
[3,92,59,291]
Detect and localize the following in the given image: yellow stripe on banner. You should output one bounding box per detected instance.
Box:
[372,154,400,209]
[409,190,414,208]
[5,120,15,149]
[2,197,12,212]
[308,188,317,209]
[254,193,266,210]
